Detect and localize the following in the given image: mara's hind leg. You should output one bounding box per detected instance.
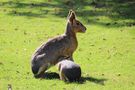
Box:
[34,64,49,78]
[32,53,51,78]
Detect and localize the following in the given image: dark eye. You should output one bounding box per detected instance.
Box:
[76,22,80,25]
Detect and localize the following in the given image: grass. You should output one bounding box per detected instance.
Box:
[0,0,135,90]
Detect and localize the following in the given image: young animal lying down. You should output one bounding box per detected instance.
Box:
[58,60,81,82]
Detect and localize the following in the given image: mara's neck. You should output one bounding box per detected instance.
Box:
[65,22,76,39]
[64,22,78,50]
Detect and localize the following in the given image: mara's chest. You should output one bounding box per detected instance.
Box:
[68,37,78,52]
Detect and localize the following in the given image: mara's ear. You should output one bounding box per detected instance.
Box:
[67,10,72,19]
[69,11,76,23]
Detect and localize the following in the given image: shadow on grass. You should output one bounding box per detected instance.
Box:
[35,72,107,85]
[79,76,107,85]
[0,0,135,27]
[39,72,60,79]
[1,0,135,27]
[64,76,107,85]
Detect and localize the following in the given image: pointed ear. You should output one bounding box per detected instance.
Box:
[69,11,76,23]
[67,10,72,19]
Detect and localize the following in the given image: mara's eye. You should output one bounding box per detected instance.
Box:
[76,22,80,25]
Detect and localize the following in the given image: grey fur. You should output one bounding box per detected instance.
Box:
[31,10,86,77]
[58,60,81,82]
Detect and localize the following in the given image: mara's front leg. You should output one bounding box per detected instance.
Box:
[58,53,74,62]
[66,52,74,61]
[67,53,74,61]
[68,55,74,61]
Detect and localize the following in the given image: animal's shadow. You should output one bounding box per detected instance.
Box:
[79,76,107,85]
[39,72,60,79]
[36,72,107,85]
[65,76,107,85]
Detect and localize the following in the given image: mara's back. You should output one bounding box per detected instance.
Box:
[32,34,77,64]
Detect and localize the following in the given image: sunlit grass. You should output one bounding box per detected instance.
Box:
[0,0,135,90]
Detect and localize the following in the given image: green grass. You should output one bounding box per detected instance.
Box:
[0,0,135,90]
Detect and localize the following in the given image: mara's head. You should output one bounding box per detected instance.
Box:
[67,10,86,33]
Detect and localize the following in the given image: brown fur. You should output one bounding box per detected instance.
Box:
[31,10,86,77]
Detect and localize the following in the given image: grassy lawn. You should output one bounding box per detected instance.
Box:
[0,0,135,90]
